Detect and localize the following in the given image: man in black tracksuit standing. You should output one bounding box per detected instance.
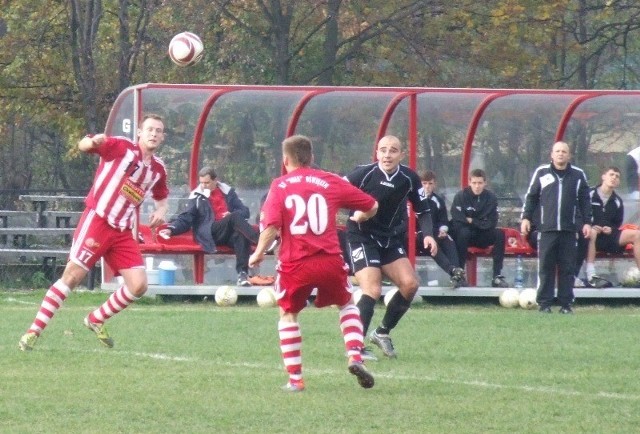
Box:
[521,141,592,314]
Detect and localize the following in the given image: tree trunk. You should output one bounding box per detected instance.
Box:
[319,0,341,85]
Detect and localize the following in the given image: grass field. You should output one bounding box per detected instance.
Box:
[2,290,640,433]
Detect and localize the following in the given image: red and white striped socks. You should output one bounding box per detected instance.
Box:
[339,304,364,362]
[87,285,138,324]
[278,320,302,383]
[27,280,71,335]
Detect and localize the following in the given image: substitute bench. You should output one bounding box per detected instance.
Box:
[137,225,245,284]
[464,226,636,286]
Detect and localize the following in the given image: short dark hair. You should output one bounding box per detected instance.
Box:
[419,169,436,182]
[142,113,164,123]
[282,135,313,167]
[603,166,621,175]
[199,166,217,179]
[469,168,486,180]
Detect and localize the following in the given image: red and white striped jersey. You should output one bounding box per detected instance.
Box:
[84,136,169,230]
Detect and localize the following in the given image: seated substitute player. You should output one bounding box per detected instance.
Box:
[450,168,508,287]
[417,170,466,287]
[345,135,438,360]
[249,134,379,392]
[583,166,640,287]
[159,166,262,287]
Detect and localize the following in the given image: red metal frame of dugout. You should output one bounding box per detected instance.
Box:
[119,85,640,190]
[106,84,640,285]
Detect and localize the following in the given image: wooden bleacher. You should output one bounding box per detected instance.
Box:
[0,195,93,287]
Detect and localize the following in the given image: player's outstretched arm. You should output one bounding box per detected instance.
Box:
[350,201,378,223]
[78,133,106,152]
[249,225,279,267]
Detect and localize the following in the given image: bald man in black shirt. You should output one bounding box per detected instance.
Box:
[345,135,437,360]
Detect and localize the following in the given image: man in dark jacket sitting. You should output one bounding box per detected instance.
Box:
[159,166,259,286]
[450,168,508,288]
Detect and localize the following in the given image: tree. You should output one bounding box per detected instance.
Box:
[0,0,166,191]
[207,0,431,85]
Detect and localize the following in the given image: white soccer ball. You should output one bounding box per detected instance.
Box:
[382,287,421,306]
[384,287,398,306]
[499,288,520,308]
[256,287,276,307]
[215,285,238,306]
[351,288,363,304]
[622,266,640,287]
[518,288,538,309]
[168,32,204,66]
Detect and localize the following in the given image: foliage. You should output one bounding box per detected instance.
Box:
[29,271,50,289]
[3,1,640,192]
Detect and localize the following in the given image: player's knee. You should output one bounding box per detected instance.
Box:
[128,280,148,297]
[122,272,148,297]
[360,286,382,300]
[397,276,419,295]
[61,262,87,288]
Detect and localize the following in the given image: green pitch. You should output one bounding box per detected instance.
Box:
[2,290,640,433]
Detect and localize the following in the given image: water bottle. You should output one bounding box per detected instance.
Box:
[514,255,524,288]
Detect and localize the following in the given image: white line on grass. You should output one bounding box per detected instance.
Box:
[4,297,39,306]
[107,349,640,402]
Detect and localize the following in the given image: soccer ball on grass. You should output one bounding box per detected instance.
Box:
[256,287,276,307]
[621,267,640,287]
[383,287,422,305]
[518,288,538,309]
[215,285,238,306]
[351,288,363,304]
[383,287,398,306]
[499,288,520,308]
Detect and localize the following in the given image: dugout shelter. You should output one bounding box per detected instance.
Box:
[101,84,640,294]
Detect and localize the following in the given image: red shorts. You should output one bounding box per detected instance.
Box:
[70,209,144,274]
[275,254,352,313]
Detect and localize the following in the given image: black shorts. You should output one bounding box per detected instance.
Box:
[347,235,407,273]
[595,229,624,254]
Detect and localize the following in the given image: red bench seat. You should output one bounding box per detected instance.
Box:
[464,226,635,286]
[137,225,237,284]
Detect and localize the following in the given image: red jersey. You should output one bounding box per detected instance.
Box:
[84,136,169,230]
[261,167,376,263]
[209,188,229,221]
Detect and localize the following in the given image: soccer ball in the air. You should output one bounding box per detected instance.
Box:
[168,32,204,66]
[256,287,276,307]
[518,288,538,309]
[499,288,520,308]
[621,267,640,287]
[215,285,238,306]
